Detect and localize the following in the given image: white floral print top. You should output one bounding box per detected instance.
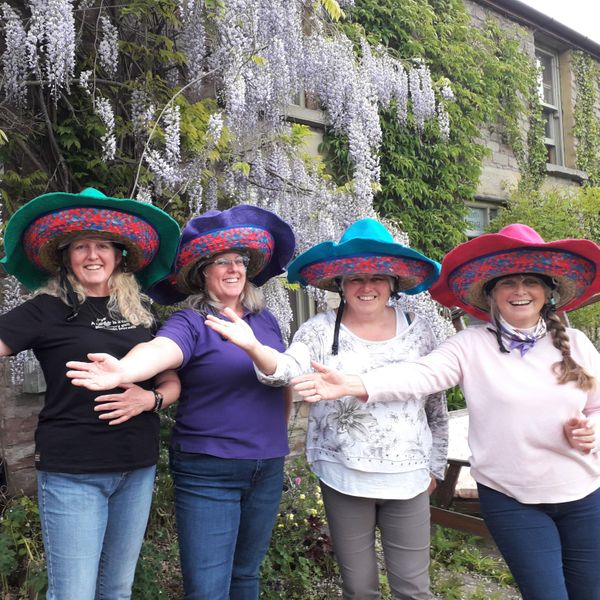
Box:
[256,308,448,499]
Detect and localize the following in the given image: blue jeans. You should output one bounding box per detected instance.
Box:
[478,483,600,600]
[37,465,156,600]
[170,450,285,600]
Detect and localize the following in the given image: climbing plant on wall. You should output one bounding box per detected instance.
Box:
[573,51,600,185]
[322,0,548,260]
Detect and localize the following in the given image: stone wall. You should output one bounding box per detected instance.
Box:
[0,361,42,496]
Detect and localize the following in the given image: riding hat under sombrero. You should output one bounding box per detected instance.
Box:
[0,187,180,291]
[287,218,441,294]
[147,204,295,305]
[429,223,600,321]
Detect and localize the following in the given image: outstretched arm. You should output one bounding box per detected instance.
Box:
[205,307,280,375]
[292,361,368,402]
[66,336,184,391]
[93,368,181,425]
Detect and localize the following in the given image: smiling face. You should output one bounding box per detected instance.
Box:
[67,237,122,296]
[202,251,248,308]
[341,273,394,317]
[489,274,548,329]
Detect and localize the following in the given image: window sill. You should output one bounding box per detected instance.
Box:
[286,104,326,127]
[545,163,588,183]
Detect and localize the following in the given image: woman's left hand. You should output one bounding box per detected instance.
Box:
[564,415,596,454]
[94,383,154,425]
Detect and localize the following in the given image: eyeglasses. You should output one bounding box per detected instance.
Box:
[209,256,250,269]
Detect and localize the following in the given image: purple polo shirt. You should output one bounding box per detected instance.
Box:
[158,308,289,459]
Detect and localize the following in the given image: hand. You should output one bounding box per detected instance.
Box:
[428,478,437,496]
[66,353,125,391]
[94,383,154,425]
[564,415,595,454]
[205,307,260,352]
[291,361,357,402]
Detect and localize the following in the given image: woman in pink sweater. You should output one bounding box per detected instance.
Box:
[293,224,600,600]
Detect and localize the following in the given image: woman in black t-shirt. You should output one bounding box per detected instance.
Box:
[0,188,180,600]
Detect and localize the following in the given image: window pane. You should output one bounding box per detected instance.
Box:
[536,51,555,105]
[466,207,486,234]
[542,110,554,141]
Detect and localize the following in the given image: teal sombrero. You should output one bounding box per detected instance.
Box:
[1,187,180,291]
[287,218,441,294]
[429,223,600,321]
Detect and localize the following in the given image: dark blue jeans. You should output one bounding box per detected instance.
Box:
[478,483,600,600]
[169,450,284,600]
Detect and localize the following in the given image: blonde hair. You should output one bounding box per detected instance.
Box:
[37,268,154,328]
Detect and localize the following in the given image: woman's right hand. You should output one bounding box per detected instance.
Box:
[66,353,125,391]
[291,361,368,402]
[205,307,260,351]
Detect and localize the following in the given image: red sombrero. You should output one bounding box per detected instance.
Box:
[430,224,600,321]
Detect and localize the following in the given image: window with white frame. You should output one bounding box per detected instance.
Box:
[536,46,564,166]
[465,202,500,238]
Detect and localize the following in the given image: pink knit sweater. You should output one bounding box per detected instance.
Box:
[362,325,600,503]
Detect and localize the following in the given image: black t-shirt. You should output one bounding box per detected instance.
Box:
[0,294,159,473]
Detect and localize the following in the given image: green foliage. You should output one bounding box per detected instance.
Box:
[573,51,600,184]
[260,458,338,599]
[318,0,345,22]
[324,0,547,260]
[488,186,600,346]
[446,386,466,411]
[431,527,514,589]
[0,493,47,597]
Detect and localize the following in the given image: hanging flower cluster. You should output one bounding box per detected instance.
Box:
[95,97,116,161]
[1,276,28,384]
[28,0,76,99]
[98,15,118,77]
[1,4,29,105]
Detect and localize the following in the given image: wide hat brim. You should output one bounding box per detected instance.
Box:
[430,225,600,321]
[0,188,180,291]
[148,204,295,305]
[287,222,440,295]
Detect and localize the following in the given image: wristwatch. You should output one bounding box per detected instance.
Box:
[152,388,164,413]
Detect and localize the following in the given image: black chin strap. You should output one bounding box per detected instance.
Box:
[61,265,80,321]
[331,297,345,356]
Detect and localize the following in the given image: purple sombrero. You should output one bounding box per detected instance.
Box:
[430,224,600,321]
[148,205,295,305]
[287,218,440,294]
[1,187,180,291]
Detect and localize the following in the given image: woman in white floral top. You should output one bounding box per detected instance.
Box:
[206,218,448,600]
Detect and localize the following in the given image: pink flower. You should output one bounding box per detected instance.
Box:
[294,477,302,487]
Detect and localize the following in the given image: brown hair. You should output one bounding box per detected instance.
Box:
[542,306,596,391]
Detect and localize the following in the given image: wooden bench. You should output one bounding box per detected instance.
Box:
[430,458,491,538]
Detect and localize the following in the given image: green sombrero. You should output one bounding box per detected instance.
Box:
[1,187,180,291]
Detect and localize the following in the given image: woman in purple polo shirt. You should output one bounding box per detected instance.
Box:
[66,205,295,600]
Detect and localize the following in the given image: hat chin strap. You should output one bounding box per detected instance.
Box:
[331,294,345,356]
[60,265,80,321]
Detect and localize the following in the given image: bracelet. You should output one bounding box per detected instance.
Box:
[152,388,164,413]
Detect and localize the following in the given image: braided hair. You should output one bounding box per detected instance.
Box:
[542,303,595,391]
